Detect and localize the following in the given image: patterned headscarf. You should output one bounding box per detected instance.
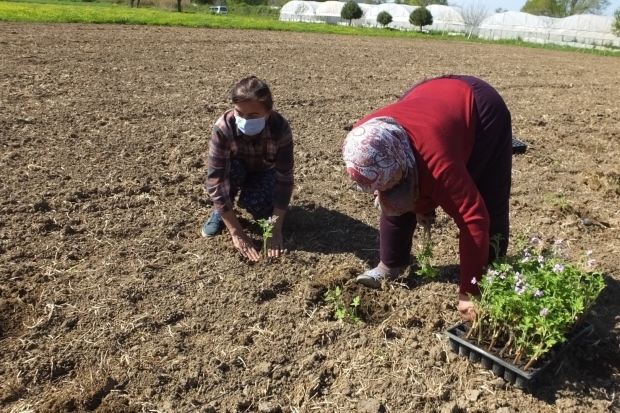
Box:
[343,117,418,216]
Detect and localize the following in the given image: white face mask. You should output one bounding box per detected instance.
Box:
[235,115,266,136]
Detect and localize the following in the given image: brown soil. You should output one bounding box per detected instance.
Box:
[1,23,619,413]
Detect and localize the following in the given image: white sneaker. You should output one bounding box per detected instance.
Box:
[356,269,388,289]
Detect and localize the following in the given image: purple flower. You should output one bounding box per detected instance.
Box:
[540,308,549,317]
[534,290,544,297]
[555,239,563,245]
[586,259,595,267]
[488,270,499,276]
[538,255,545,263]
[499,273,506,280]
[530,237,541,245]
[471,277,477,285]
[516,286,528,295]
[586,250,593,256]
[522,256,531,263]
[553,264,565,273]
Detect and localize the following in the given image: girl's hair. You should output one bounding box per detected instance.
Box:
[230,76,273,111]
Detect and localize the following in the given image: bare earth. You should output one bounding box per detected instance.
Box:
[1,23,619,413]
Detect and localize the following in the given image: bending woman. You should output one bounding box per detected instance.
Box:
[343,75,512,320]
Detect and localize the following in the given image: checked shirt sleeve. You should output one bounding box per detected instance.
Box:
[206,119,233,214]
[273,121,294,210]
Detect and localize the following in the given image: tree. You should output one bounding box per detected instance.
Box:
[409,7,433,30]
[521,0,610,17]
[341,1,363,25]
[495,7,507,12]
[377,11,393,27]
[408,0,448,6]
[177,0,182,12]
[614,7,620,36]
[461,0,489,38]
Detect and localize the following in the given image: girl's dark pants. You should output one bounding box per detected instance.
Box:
[228,159,276,220]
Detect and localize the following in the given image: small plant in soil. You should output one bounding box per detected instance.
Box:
[467,237,605,371]
[324,286,361,323]
[255,216,277,259]
[415,226,437,278]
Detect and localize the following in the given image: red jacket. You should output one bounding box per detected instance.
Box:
[357,78,485,295]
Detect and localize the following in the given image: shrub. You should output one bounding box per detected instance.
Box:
[341,1,362,26]
[409,6,432,31]
[377,11,392,28]
[613,7,620,36]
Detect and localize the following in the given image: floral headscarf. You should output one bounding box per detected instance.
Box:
[343,117,418,216]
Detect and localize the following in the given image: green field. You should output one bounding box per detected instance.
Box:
[0,1,424,34]
[0,0,617,56]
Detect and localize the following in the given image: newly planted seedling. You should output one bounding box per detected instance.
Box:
[416,226,438,278]
[325,286,361,323]
[255,216,277,259]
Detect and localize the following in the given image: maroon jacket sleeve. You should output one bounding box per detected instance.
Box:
[431,164,488,296]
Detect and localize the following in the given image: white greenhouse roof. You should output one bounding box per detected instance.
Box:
[280,0,321,15]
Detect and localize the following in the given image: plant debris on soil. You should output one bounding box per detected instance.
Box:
[1,23,619,413]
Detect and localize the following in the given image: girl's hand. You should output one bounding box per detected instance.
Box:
[232,233,260,262]
[267,228,284,259]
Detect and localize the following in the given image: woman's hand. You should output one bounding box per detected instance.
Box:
[266,208,287,259]
[267,228,284,259]
[416,210,437,231]
[232,232,260,262]
[457,293,478,321]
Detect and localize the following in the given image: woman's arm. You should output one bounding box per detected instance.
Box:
[433,163,490,297]
[207,117,260,261]
[273,121,294,211]
[267,120,294,258]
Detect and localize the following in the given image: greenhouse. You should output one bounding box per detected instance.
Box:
[278,2,620,47]
[479,12,620,47]
[314,1,372,26]
[426,5,466,33]
[279,1,321,22]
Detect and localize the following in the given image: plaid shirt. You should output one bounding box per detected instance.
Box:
[207,109,294,213]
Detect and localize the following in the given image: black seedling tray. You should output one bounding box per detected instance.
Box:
[512,137,528,154]
[445,322,593,389]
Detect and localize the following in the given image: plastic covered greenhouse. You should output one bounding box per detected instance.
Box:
[278,2,619,48]
[426,5,466,33]
[314,1,372,26]
[279,1,321,22]
[479,12,619,47]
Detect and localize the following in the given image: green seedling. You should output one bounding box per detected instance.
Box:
[255,216,277,259]
[325,287,361,323]
[416,226,438,278]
